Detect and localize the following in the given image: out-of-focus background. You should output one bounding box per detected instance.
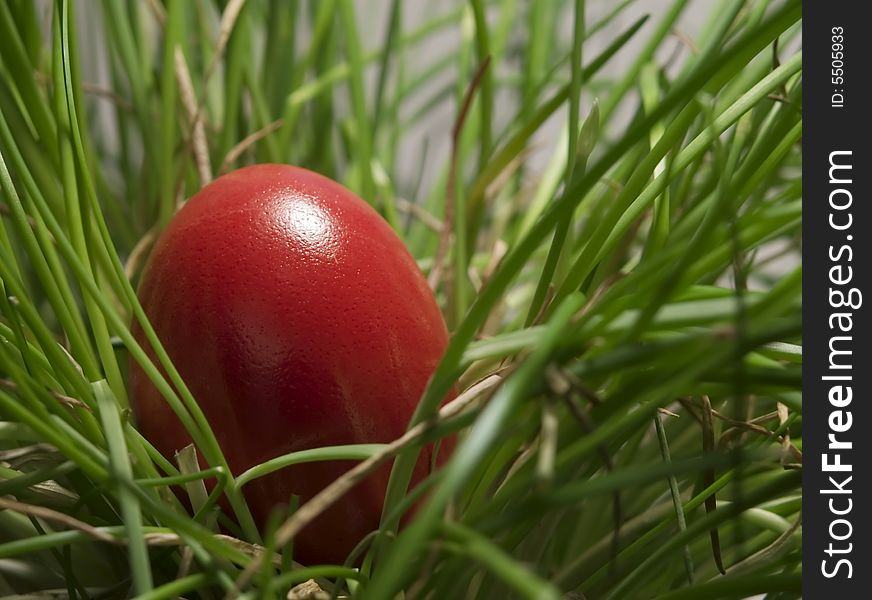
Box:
[69,1,712,190]
[355,1,714,185]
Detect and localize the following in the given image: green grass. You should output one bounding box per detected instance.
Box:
[0,0,801,597]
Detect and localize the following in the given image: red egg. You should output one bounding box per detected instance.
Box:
[129,164,451,564]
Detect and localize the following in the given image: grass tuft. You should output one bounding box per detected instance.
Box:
[0,0,801,597]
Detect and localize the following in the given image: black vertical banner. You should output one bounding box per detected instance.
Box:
[803,2,871,596]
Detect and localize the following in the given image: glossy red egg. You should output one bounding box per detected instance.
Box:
[129,164,451,564]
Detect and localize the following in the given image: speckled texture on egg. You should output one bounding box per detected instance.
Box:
[129,164,451,565]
